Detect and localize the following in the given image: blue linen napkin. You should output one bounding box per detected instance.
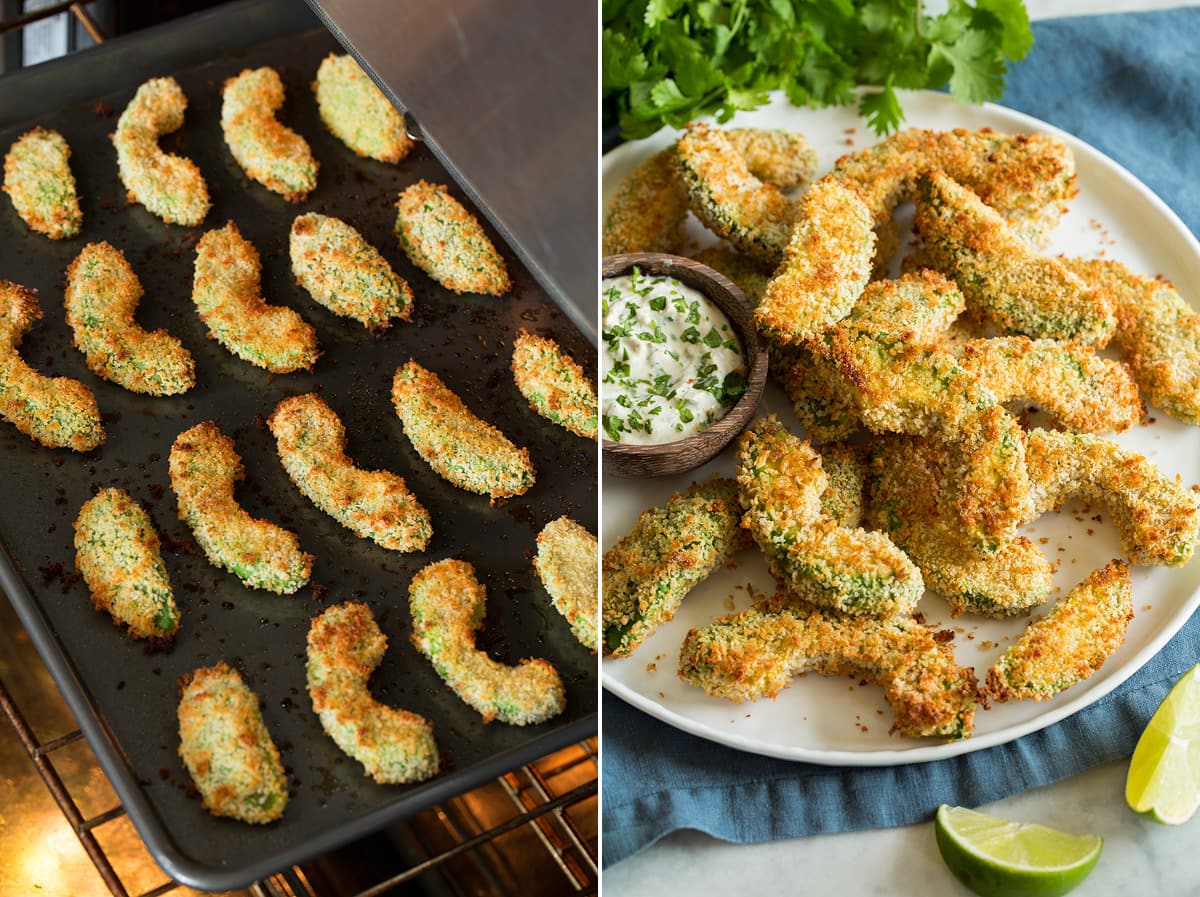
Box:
[603,6,1200,868]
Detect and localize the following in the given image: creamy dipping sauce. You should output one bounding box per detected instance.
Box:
[601,269,746,445]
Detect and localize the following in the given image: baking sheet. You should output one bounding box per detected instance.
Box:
[0,10,597,890]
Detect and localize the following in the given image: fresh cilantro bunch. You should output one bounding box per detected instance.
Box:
[603,0,1033,140]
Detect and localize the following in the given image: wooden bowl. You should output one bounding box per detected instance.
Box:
[601,253,769,478]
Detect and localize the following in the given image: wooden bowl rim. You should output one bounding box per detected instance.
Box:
[600,252,769,477]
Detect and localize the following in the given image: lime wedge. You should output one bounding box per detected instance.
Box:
[1126,662,1200,824]
[934,805,1102,897]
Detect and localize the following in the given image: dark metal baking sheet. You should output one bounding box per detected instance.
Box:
[0,5,597,891]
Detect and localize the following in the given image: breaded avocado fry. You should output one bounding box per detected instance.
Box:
[984,560,1133,702]
[1024,428,1200,567]
[725,128,818,191]
[193,221,320,373]
[868,436,1053,617]
[306,601,439,783]
[290,212,413,329]
[0,280,103,451]
[737,416,923,617]
[177,662,288,824]
[689,245,774,308]
[74,488,178,640]
[773,345,862,444]
[602,477,750,657]
[754,177,875,345]
[3,127,82,239]
[678,598,978,739]
[674,122,795,265]
[113,76,211,226]
[65,242,195,396]
[534,516,598,652]
[268,393,431,552]
[602,148,689,257]
[169,421,313,594]
[221,67,318,202]
[409,559,565,726]
[912,171,1114,345]
[395,180,511,295]
[391,360,535,501]
[511,330,597,439]
[1064,257,1200,427]
[313,53,413,164]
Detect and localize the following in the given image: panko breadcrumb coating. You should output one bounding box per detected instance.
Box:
[737,416,923,617]
[74,488,178,640]
[193,221,320,373]
[395,180,511,295]
[602,477,750,657]
[678,596,978,739]
[1023,428,1200,567]
[956,336,1143,434]
[773,345,862,444]
[534,516,598,652]
[268,393,432,552]
[755,177,875,345]
[868,436,1053,617]
[409,559,566,726]
[912,171,1114,345]
[511,330,597,439]
[290,212,413,329]
[725,128,818,191]
[392,360,535,501]
[306,601,439,783]
[313,54,413,164]
[65,242,195,396]
[814,441,866,527]
[984,560,1132,702]
[112,76,211,226]
[169,421,313,594]
[674,122,796,265]
[0,280,103,451]
[602,148,689,257]
[1064,257,1200,427]
[689,245,774,308]
[3,127,81,239]
[177,662,288,824]
[221,67,318,201]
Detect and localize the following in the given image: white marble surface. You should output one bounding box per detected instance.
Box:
[601,2,1200,895]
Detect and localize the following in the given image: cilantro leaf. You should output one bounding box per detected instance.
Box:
[859,83,904,136]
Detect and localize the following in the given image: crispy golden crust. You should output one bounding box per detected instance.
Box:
[113,76,210,226]
[534,516,598,652]
[823,271,1031,554]
[74,488,178,640]
[674,122,795,264]
[290,212,413,329]
[193,221,320,373]
[602,477,750,657]
[64,242,195,395]
[814,441,866,527]
[737,416,923,617]
[689,245,774,308]
[306,601,439,783]
[0,280,104,451]
[3,127,81,238]
[395,180,511,295]
[956,336,1143,434]
[221,67,318,202]
[177,662,287,824]
[912,171,1114,345]
[313,53,412,164]
[511,330,597,439]
[754,177,876,345]
[868,436,1052,617]
[984,560,1132,702]
[603,148,689,257]
[268,393,432,552]
[772,343,862,443]
[725,128,819,191]
[1023,428,1200,567]
[1064,257,1200,426]
[409,559,566,725]
[169,421,313,594]
[391,360,535,500]
[678,598,977,739]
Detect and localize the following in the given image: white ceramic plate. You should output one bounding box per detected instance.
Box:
[601,89,1200,766]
